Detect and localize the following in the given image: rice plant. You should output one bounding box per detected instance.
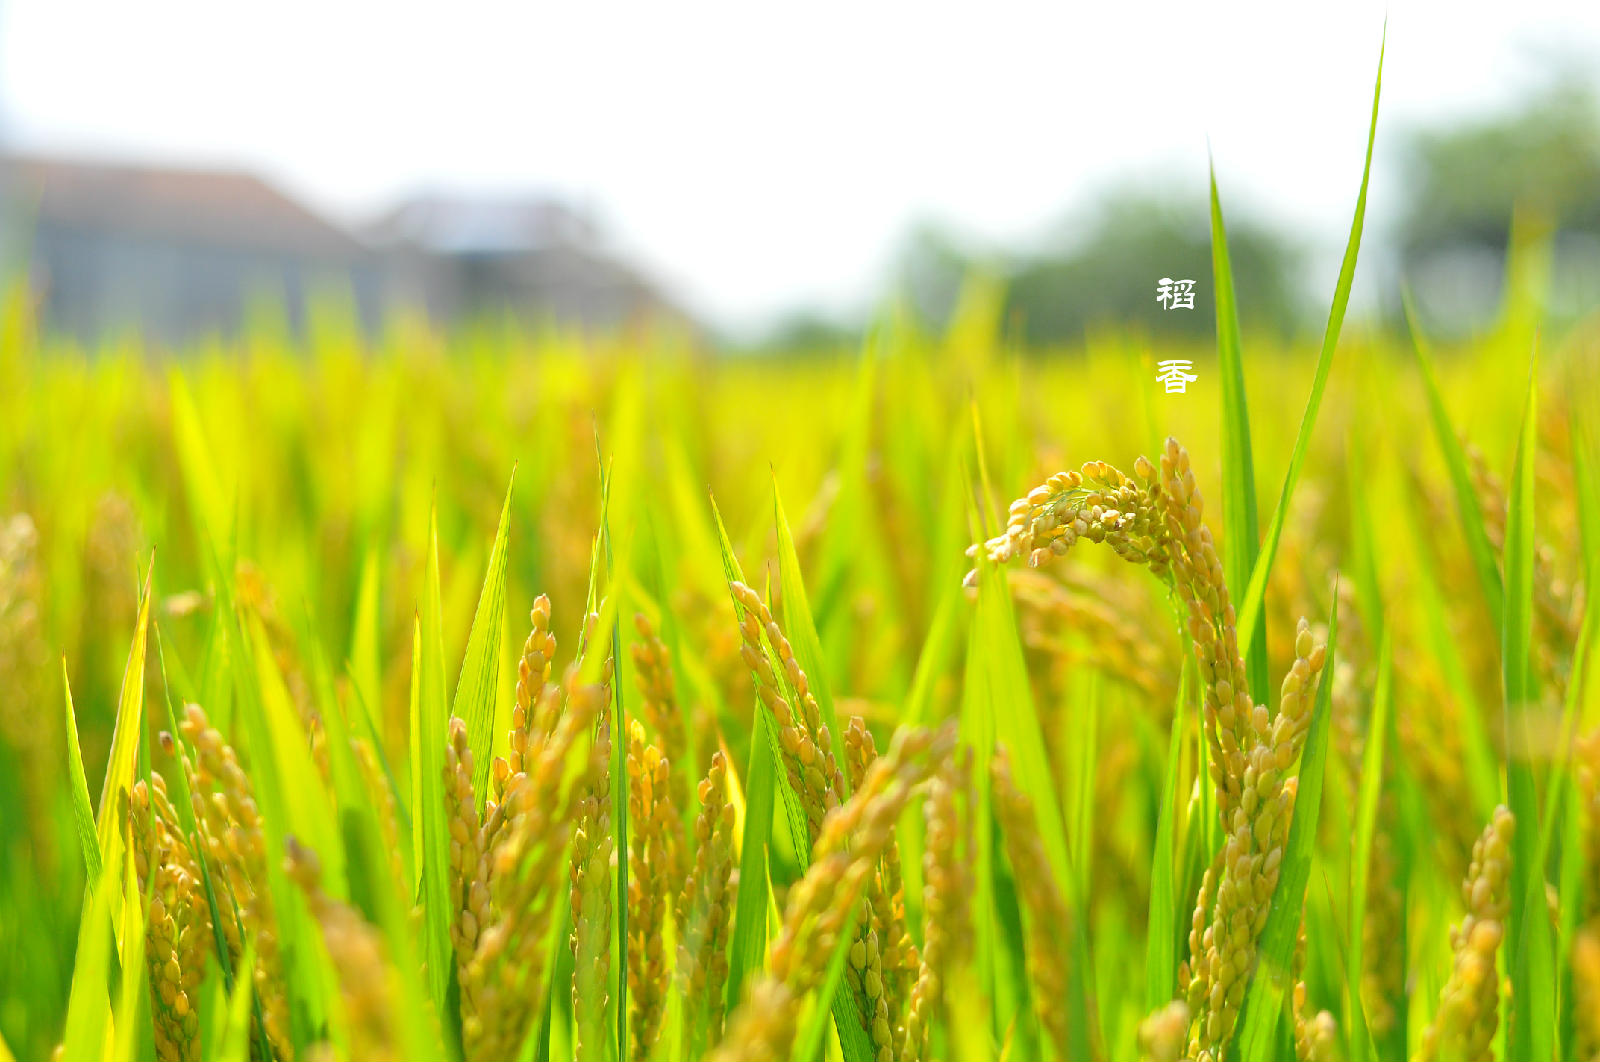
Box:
[2,40,1600,1062]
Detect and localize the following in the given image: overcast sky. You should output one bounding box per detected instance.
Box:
[3,1,1598,333]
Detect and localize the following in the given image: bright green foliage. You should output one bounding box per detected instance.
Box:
[1,47,1597,1062]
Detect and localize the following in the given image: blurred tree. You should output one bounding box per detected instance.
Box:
[895,191,1304,346]
[755,309,861,353]
[1398,76,1600,332]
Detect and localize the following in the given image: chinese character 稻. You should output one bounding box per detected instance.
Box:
[1157,277,1197,310]
[1156,359,1197,394]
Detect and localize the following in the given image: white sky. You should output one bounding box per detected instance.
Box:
[3,1,1598,334]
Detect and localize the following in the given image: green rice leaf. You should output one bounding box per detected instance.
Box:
[96,557,152,954]
[62,659,103,884]
[412,500,455,1017]
[112,847,149,1062]
[170,373,234,568]
[217,941,258,1062]
[452,469,516,807]
[772,477,875,1059]
[1345,631,1393,1062]
[1503,354,1555,1062]
[711,494,777,1013]
[597,448,631,1062]
[61,862,118,1062]
[349,547,384,738]
[726,695,777,1022]
[1145,658,1191,1012]
[1235,37,1383,655]
[1403,293,1505,633]
[773,476,848,796]
[966,548,1088,1061]
[1209,163,1267,709]
[1402,497,1501,822]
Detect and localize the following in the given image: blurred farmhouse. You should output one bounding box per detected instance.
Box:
[0,154,682,344]
[366,194,671,330]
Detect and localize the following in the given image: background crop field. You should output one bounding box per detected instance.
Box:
[2,59,1600,1062]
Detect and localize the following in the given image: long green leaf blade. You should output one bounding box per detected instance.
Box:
[1209,163,1267,708]
[772,477,874,1059]
[413,502,454,1017]
[62,660,103,884]
[1145,659,1191,1013]
[1235,36,1384,654]
[711,495,777,1015]
[1404,294,1505,633]
[452,470,515,806]
[1504,354,1554,1062]
[61,863,118,1062]
[96,557,153,959]
[1345,631,1393,1062]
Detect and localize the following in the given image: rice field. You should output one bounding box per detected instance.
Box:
[3,58,1600,1062]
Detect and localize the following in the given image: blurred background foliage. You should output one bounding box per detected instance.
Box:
[835,77,1600,350]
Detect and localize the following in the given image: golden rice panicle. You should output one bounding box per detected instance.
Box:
[1291,924,1340,1062]
[632,611,691,819]
[1399,669,1484,883]
[1185,618,1325,1062]
[1265,620,1327,762]
[1178,849,1220,1009]
[1577,732,1600,1062]
[1011,570,1171,703]
[508,595,557,781]
[129,774,209,1062]
[462,676,603,1062]
[177,702,294,1062]
[707,980,794,1062]
[678,749,737,1052]
[1417,805,1514,1062]
[445,715,483,981]
[729,579,845,841]
[715,723,956,1062]
[285,838,398,1062]
[1138,1000,1191,1062]
[843,717,917,1061]
[569,686,614,1062]
[1330,611,1403,1046]
[991,743,1082,1061]
[626,719,676,1062]
[1155,438,1252,821]
[0,513,55,865]
[964,454,1165,579]
[575,606,616,696]
[902,746,974,1062]
[1361,818,1403,1044]
[1467,443,1580,693]
[1294,1008,1340,1062]
[967,439,1253,824]
[1576,730,1600,909]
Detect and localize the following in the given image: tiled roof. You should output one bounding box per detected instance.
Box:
[1,153,368,259]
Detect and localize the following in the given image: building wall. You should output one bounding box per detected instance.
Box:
[25,220,381,345]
